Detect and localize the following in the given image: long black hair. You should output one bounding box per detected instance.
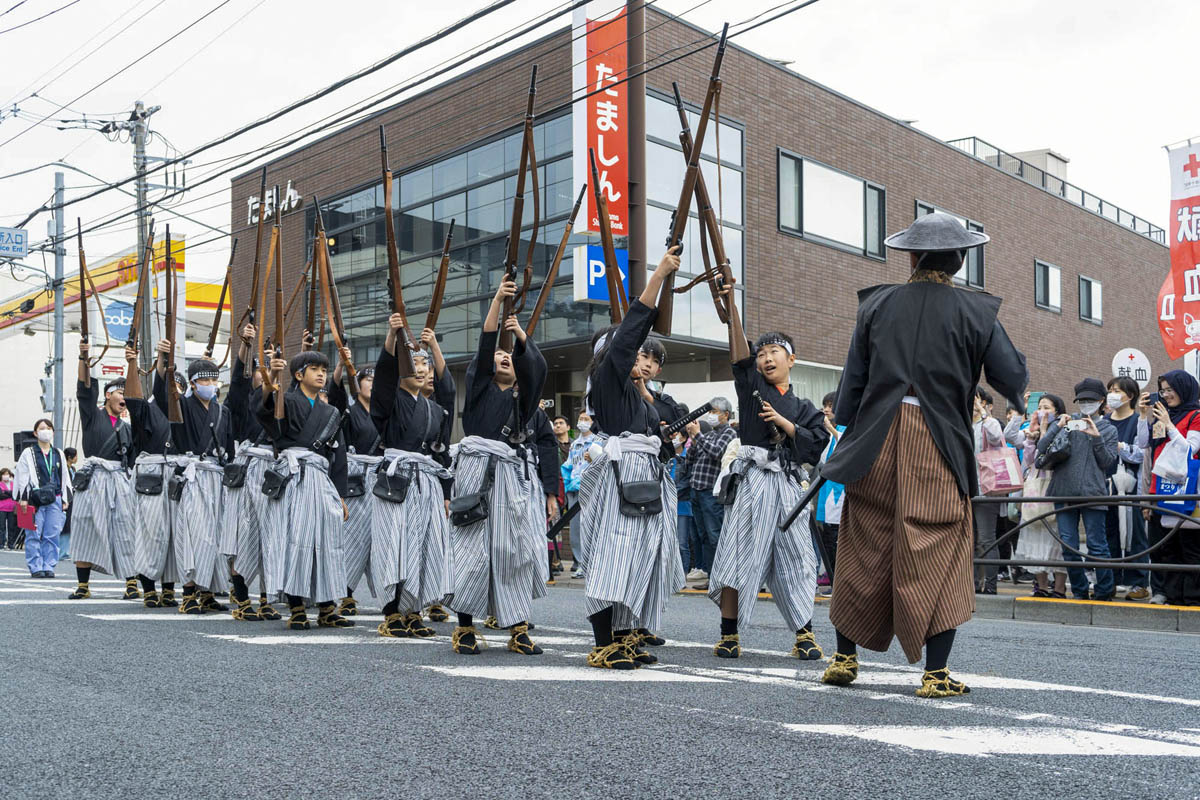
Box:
[583,324,617,411]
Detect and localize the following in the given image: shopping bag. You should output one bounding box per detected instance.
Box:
[1151,436,1192,484]
[16,505,35,530]
[977,442,1024,496]
[1155,457,1200,516]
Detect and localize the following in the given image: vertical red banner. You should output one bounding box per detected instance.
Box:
[585,12,629,235]
[1165,145,1200,359]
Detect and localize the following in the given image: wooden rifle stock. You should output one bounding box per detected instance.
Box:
[380,125,416,377]
[256,216,280,394]
[314,198,359,397]
[164,225,183,424]
[272,196,285,421]
[424,219,455,332]
[207,238,237,363]
[499,65,538,352]
[589,149,627,323]
[525,184,585,339]
[125,220,155,392]
[655,23,729,336]
[76,220,110,373]
[241,167,268,377]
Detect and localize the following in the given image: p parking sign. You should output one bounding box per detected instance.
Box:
[572,244,629,305]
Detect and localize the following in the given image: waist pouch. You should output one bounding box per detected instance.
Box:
[371,463,411,504]
[31,486,58,506]
[167,466,187,503]
[612,459,663,518]
[71,466,94,494]
[261,465,293,501]
[718,472,742,507]
[135,472,164,496]
[345,472,366,499]
[449,455,496,528]
[222,461,249,489]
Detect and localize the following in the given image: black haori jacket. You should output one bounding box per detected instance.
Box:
[822,281,1028,498]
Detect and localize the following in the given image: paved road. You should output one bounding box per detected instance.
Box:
[2,549,1199,799]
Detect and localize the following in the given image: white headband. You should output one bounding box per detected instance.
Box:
[756,335,793,356]
[592,333,612,356]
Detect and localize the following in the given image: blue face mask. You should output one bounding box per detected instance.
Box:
[194,384,218,401]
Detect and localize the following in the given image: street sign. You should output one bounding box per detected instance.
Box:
[0,227,28,259]
[104,300,134,343]
[572,244,629,305]
[1112,347,1152,388]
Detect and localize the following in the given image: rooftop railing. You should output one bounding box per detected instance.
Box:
[947,136,1166,245]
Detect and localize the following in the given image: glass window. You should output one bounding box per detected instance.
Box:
[1035,261,1061,311]
[646,140,686,207]
[540,114,572,159]
[433,153,467,197]
[866,184,885,258]
[467,138,505,184]
[467,179,506,241]
[916,201,985,289]
[401,165,433,207]
[803,159,865,250]
[646,94,679,142]
[400,204,434,259]
[779,153,800,232]
[542,158,574,218]
[1080,276,1102,323]
[700,159,741,225]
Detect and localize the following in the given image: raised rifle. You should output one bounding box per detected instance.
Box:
[206,238,237,365]
[256,191,282,399]
[589,148,627,323]
[525,183,585,339]
[75,219,111,381]
[271,192,285,421]
[123,219,156,396]
[304,251,318,351]
[498,65,540,352]
[379,125,417,377]
[655,23,729,336]
[240,167,269,377]
[163,224,183,424]
[314,197,359,397]
[424,219,455,333]
[670,82,750,362]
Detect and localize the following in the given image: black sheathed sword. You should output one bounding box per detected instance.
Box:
[546,501,581,541]
[780,471,825,531]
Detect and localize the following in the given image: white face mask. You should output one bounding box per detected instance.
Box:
[577,421,592,433]
[194,384,219,401]
[702,413,719,426]
[1077,401,1101,416]
[36,429,53,443]
[1106,393,1125,410]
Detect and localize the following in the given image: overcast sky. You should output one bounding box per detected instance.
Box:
[0,0,1193,284]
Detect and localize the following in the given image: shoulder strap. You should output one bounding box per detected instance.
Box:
[295,399,340,451]
[420,397,439,448]
[480,454,497,493]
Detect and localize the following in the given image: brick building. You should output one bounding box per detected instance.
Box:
[228,8,1170,422]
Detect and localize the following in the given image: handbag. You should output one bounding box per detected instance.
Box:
[222,461,249,489]
[261,466,292,501]
[612,460,663,518]
[134,472,164,496]
[71,465,94,494]
[345,472,366,498]
[977,439,1024,497]
[717,471,741,506]
[449,456,496,527]
[371,462,411,504]
[1035,428,1071,471]
[1021,468,1055,523]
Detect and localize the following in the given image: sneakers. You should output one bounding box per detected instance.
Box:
[1151,593,1169,605]
[571,569,584,579]
[915,668,970,698]
[231,599,261,622]
[1126,586,1151,601]
[1031,586,1051,598]
[452,626,484,655]
[587,642,637,670]
[287,605,310,630]
[821,653,859,686]
[317,606,354,628]
[1014,569,1036,584]
[142,590,161,608]
[337,597,358,617]
[508,623,544,655]
[713,634,741,659]
[426,603,450,622]
[686,568,708,581]
[791,630,823,660]
[67,582,90,600]
[122,579,140,600]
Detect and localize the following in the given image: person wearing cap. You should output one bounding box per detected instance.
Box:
[703,305,830,660]
[820,211,1027,698]
[445,278,549,657]
[66,338,137,600]
[1035,378,1119,601]
[152,340,235,615]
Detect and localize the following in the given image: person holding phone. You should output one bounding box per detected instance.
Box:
[1019,393,1069,598]
[13,419,72,578]
[1035,379,1119,600]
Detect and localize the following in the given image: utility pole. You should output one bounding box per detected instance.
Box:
[131,100,157,391]
[52,171,64,450]
[627,0,647,299]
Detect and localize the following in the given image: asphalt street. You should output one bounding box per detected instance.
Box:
[2,549,1199,799]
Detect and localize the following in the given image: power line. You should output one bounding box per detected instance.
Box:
[0,1,31,18]
[0,0,84,36]
[139,0,271,97]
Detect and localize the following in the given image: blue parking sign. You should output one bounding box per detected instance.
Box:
[573,244,629,304]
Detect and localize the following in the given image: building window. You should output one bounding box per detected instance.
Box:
[1079,275,1102,324]
[915,201,984,289]
[1035,260,1061,311]
[777,150,885,260]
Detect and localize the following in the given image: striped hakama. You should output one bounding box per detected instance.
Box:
[578,434,683,632]
[707,445,818,632]
[175,458,228,592]
[219,445,276,587]
[345,453,382,595]
[369,449,450,612]
[448,436,547,628]
[132,453,188,583]
[261,448,346,604]
[70,457,136,578]
[829,403,975,663]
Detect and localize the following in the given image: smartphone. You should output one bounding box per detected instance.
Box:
[1067,419,1087,432]
[1148,392,1160,407]
[1025,391,1045,416]
[542,398,555,409]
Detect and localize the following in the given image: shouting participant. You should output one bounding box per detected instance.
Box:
[577,247,685,670]
[256,351,353,631]
[67,340,136,600]
[707,318,829,659]
[447,278,548,656]
[821,212,1027,697]
[370,320,453,638]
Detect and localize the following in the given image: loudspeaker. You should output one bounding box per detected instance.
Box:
[12,430,35,459]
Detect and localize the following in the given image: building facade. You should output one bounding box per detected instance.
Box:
[229,9,1170,425]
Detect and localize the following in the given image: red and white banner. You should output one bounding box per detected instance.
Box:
[1162,144,1200,359]
[572,4,629,236]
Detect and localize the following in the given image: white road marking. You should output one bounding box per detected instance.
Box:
[0,598,131,605]
[782,725,1200,758]
[0,587,55,592]
[419,664,726,682]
